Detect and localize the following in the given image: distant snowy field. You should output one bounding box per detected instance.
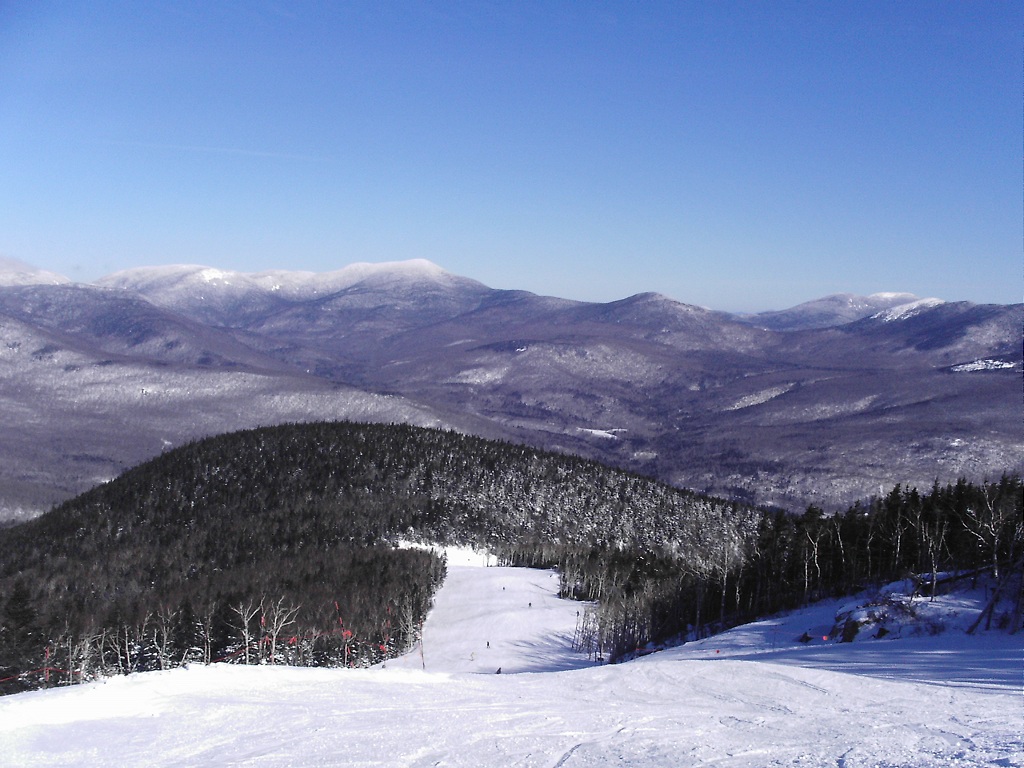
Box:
[2,548,1021,767]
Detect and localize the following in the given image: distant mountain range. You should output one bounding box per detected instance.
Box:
[733,292,938,331]
[1,258,1020,521]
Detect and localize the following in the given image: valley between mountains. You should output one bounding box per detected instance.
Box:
[0,259,1019,521]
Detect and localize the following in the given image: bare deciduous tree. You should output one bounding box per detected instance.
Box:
[264,597,301,665]
[232,599,262,665]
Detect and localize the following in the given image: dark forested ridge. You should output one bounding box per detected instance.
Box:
[0,421,753,692]
[0,421,1021,693]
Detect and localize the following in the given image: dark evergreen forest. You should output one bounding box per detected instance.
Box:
[563,476,1022,661]
[0,421,1020,694]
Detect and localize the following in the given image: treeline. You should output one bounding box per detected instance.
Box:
[0,544,445,694]
[744,476,1023,611]
[560,476,1023,661]
[0,421,754,693]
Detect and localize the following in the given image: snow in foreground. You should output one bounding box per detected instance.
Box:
[1,552,1021,767]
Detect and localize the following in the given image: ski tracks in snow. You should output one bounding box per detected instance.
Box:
[1,564,1021,767]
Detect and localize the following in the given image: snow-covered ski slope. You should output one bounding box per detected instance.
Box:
[385,546,594,675]
[2,551,1021,767]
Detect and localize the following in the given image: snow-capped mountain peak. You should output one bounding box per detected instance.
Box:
[0,256,70,287]
[98,259,467,298]
[871,297,946,322]
[93,260,485,327]
[735,292,932,331]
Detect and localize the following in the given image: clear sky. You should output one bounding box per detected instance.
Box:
[0,2,1020,311]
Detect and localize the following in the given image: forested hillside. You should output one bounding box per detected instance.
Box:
[0,421,1020,694]
[566,476,1022,662]
[0,421,753,692]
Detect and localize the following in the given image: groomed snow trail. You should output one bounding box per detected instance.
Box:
[1,560,1021,767]
[385,560,593,675]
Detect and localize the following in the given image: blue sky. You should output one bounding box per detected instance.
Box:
[0,2,1019,311]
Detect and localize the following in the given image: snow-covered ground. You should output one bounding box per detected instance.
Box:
[1,552,1021,767]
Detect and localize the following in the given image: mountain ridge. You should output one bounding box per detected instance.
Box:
[0,259,1019,519]
[734,291,939,331]
[5,258,954,328]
